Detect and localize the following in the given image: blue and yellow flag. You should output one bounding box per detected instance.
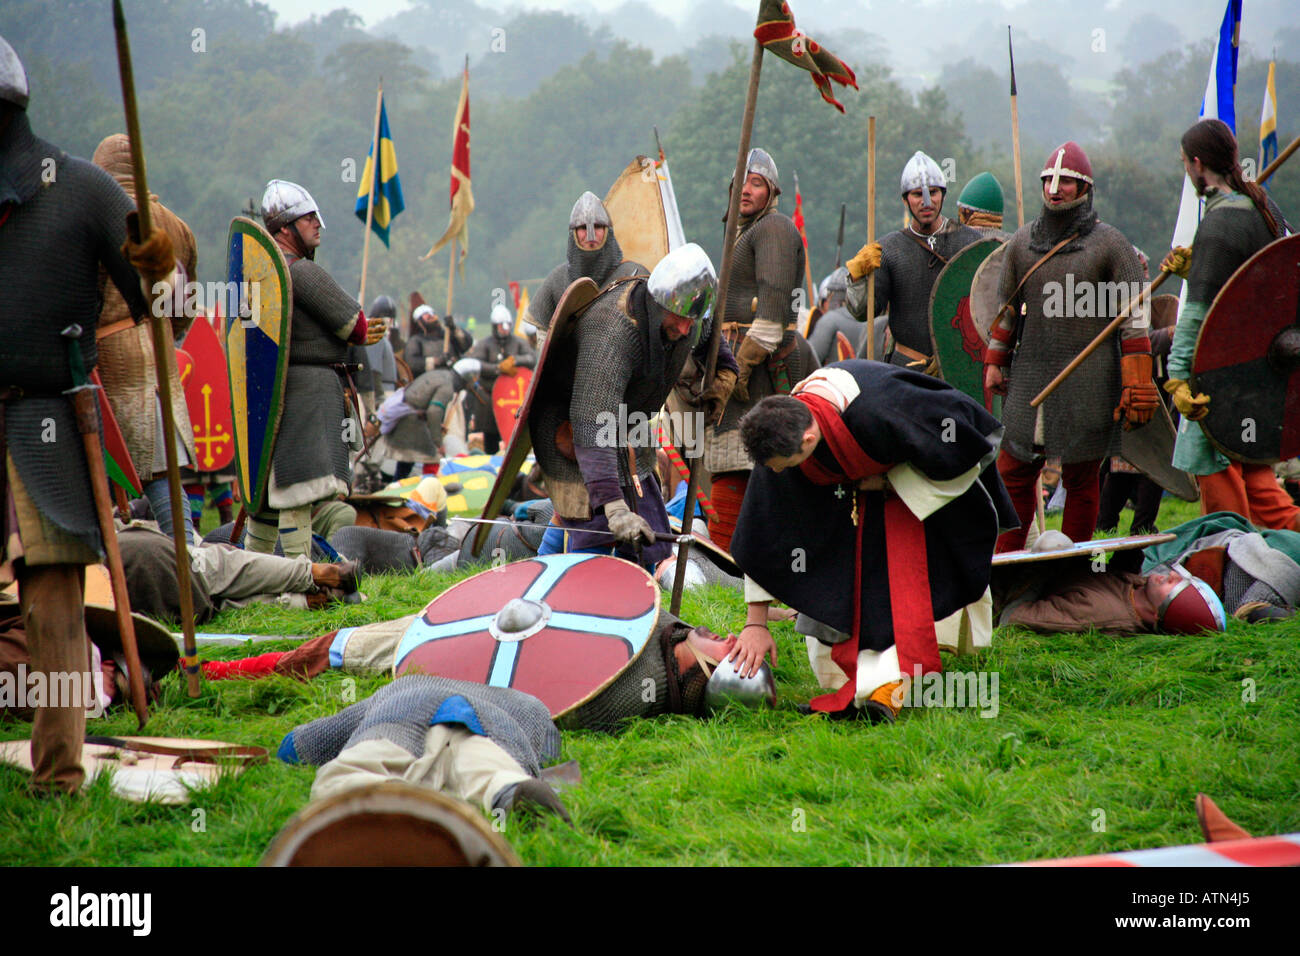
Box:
[355,94,405,247]
[1260,61,1278,181]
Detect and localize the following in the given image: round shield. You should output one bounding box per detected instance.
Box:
[1193,233,1300,463]
[261,782,520,867]
[394,553,660,718]
[930,237,1003,407]
[970,242,1009,345]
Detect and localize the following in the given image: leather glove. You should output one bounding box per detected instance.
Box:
[1160,246,1193,279]
[364,315,387,346]
[846,241,883,281]
[498,355,517,376]
[700,368,737,426]
[732,335,772,404]
[1165,378,1210,421]
[604,500,654,548]
[1113,353,1161,428]
[122,211,177,286]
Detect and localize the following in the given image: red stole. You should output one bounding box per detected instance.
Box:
[794,392,942,712]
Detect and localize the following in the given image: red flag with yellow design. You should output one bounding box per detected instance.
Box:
[421,61,474,270]
[754,0,858,113]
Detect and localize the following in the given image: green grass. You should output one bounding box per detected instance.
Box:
[2,495,1297,866]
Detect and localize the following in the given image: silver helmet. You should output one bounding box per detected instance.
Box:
[261,179,324,234]
[490,303,513,328]
[900,150,947,208]
[648,242,716,322]
[819,266,849,299]
[452,357,481,382]
[704,657,777,713]
[368,294,397,319]
[569,191,611,236]
[0,35,29,111]
[745,147,780,194]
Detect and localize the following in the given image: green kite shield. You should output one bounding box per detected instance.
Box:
[930,237,1003,409]
[1192,233,1300,464]
[223,216,292,514]
[472,278,601,557]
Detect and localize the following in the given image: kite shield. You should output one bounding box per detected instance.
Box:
[393,553,660,719]
[492,367,532,445]
[180,314,235,473]
[1119,402,1200,501]
[472,278,600,557]
[604,155,682,272]
[931,237,1003,407]
[223,216,291,513]
[1192,234,1300,464]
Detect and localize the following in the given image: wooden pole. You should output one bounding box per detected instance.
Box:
[1009,27,1025,228]
[669,38,764,617]
[446,238,457,317]
[865,115,877,361]
[113,0,200,697]
[357,81,384,310]
[834,203,846,268]
[1031,134,1300,407]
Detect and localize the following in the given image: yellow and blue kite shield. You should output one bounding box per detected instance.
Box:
[223,216,292,514]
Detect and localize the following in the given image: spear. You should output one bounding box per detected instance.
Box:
[1009,26,1025,228]
[834,203,846,268]
[112,0,201,696]
[865,115,877,361]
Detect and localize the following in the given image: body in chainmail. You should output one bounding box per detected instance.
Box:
[466,332,537,448]
[994,195,1144,463]
[531,279,735,564]
[92,134,198,482]
[404,323,472,372]
[281,673,561,780]
[523,228,645,335]
[845,219,982,364]
[1,111,153,563]
[373,367,462,463]
[264,258,362,507]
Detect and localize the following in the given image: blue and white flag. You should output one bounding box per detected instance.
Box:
[1171,0,1243,250]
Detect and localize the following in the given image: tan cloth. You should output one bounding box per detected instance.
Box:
[94,146,199,482]
[6,456,99,573]
[310,726,531,815]
[1002,569,1144,635]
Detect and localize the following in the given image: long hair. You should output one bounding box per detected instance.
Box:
[1181,118,1280,237]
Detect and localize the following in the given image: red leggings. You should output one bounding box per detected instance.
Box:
[996,451,1102,552]
[1199,462,1300,530]
[708,472,749,553]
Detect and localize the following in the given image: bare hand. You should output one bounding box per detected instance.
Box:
[726,624,777,679]
[985,364,1007,396]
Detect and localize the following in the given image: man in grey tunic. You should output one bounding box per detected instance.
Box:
[523,191,646,338]
[467,304,537,452]
[845,150,982,372]
[372,358,481,466]
[806,267,861,364]
[246,180,381,558]
[982,142,1153,551]
[703,148,816,553]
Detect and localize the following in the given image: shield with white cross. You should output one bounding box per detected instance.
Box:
[393,553,660,718]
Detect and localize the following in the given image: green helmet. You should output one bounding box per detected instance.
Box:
[957,172,1004,215]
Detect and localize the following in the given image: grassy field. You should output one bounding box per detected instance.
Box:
[2,496,1297,866]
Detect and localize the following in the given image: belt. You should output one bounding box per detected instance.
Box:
[96,317,137,340]
[892,342,931,366]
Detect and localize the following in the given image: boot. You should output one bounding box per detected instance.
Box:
[1196,793,1251,843]
[861,680,904,724]
[732,335,772,404]
[492,778,571,824]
